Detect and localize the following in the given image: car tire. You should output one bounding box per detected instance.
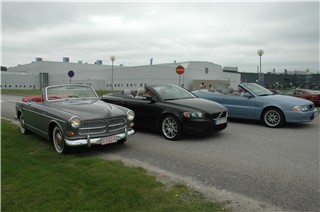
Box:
[52,125,69,154]
[19,114,29,134]
[161,115,182,140]
[262,108,284,128]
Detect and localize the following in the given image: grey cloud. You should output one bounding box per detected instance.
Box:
[2,2,319,72]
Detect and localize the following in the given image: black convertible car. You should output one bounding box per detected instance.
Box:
[101,84,228,140]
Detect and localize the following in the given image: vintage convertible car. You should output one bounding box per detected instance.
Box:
[192,83,318,128]
[101,84,228,140]
[15,84,135,153]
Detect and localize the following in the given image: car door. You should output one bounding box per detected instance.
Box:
[121,97,162,129]
[104,96,161,130]
[220,95,257,119]
[21,101,50,135]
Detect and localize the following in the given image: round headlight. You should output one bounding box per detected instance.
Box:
[127,110,135,121]
[70,116,81,128]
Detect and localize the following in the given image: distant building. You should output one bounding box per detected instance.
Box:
[1,58,241,90]
[223,66,238,73]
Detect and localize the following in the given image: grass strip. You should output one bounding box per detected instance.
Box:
[1,120,226,211]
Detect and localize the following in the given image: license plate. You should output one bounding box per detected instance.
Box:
[215,117,227,125]
[101,136,118,145]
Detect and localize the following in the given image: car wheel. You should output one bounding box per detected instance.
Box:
[19,114,29,134]
[262,108,284,128]
[52,126,69,154]
[161,115,182,140]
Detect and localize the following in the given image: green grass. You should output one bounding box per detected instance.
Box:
[1,89,42,95]
[1,120,227,211]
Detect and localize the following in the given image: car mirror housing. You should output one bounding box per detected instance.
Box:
[243,93,252,98]
[145,96,156,103]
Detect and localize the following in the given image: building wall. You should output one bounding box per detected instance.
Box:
[1,60,241,91]
[1,72,39,89]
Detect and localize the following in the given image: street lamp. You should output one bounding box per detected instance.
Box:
[110,56,116,91]
[257,49,264,85]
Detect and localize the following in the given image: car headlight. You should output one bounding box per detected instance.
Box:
[183,112,205,119]
[69,116,81,128]
[127,110,135,121]
[292,105,309,111]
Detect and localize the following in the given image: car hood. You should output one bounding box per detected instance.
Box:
[260,95,314,105]
[50,99,126,119]
[166,98,227,113]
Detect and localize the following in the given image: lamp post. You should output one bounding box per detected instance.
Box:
[110,56,116,91]
[257,49,264,85]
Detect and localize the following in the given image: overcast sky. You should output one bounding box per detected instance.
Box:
[1,1,319,73]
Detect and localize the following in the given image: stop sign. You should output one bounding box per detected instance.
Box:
[176,65,185,75]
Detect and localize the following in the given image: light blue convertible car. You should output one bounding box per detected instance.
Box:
[192,83,318,128]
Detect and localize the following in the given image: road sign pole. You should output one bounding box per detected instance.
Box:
[176,65,185,87]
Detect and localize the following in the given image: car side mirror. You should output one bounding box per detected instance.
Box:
[145,96,156,103]
[243,93,251,98]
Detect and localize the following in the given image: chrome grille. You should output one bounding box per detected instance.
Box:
[308,104,314,110]
[212,111,228,119]
[79,120,106,135]
[79,117,127,135]
[108,117,126,132]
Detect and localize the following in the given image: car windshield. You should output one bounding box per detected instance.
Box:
[242,83,273,96]
[46,85,98,101]
[152,84,196,100]
[303,89,320,94]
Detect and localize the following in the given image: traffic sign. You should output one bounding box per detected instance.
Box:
[176,65,185,75]
[68,70,75,78]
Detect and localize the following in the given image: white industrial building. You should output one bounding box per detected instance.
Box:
[1,57,240,91]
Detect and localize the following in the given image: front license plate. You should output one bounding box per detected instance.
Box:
[215,117,227,125]
[101,136,118,145]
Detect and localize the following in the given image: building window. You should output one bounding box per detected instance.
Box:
[205,67,209,74]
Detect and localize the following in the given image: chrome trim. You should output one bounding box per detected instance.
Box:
[16,106,66,123]
[25,123,48,135]
[64,129,135,146]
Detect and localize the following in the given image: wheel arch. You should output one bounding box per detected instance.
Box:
[260,106,286,123]
[16,109,23,120]
[48,121,64,142]
[158,112,182,130]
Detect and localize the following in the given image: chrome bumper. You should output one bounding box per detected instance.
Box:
[64,129,135,147]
